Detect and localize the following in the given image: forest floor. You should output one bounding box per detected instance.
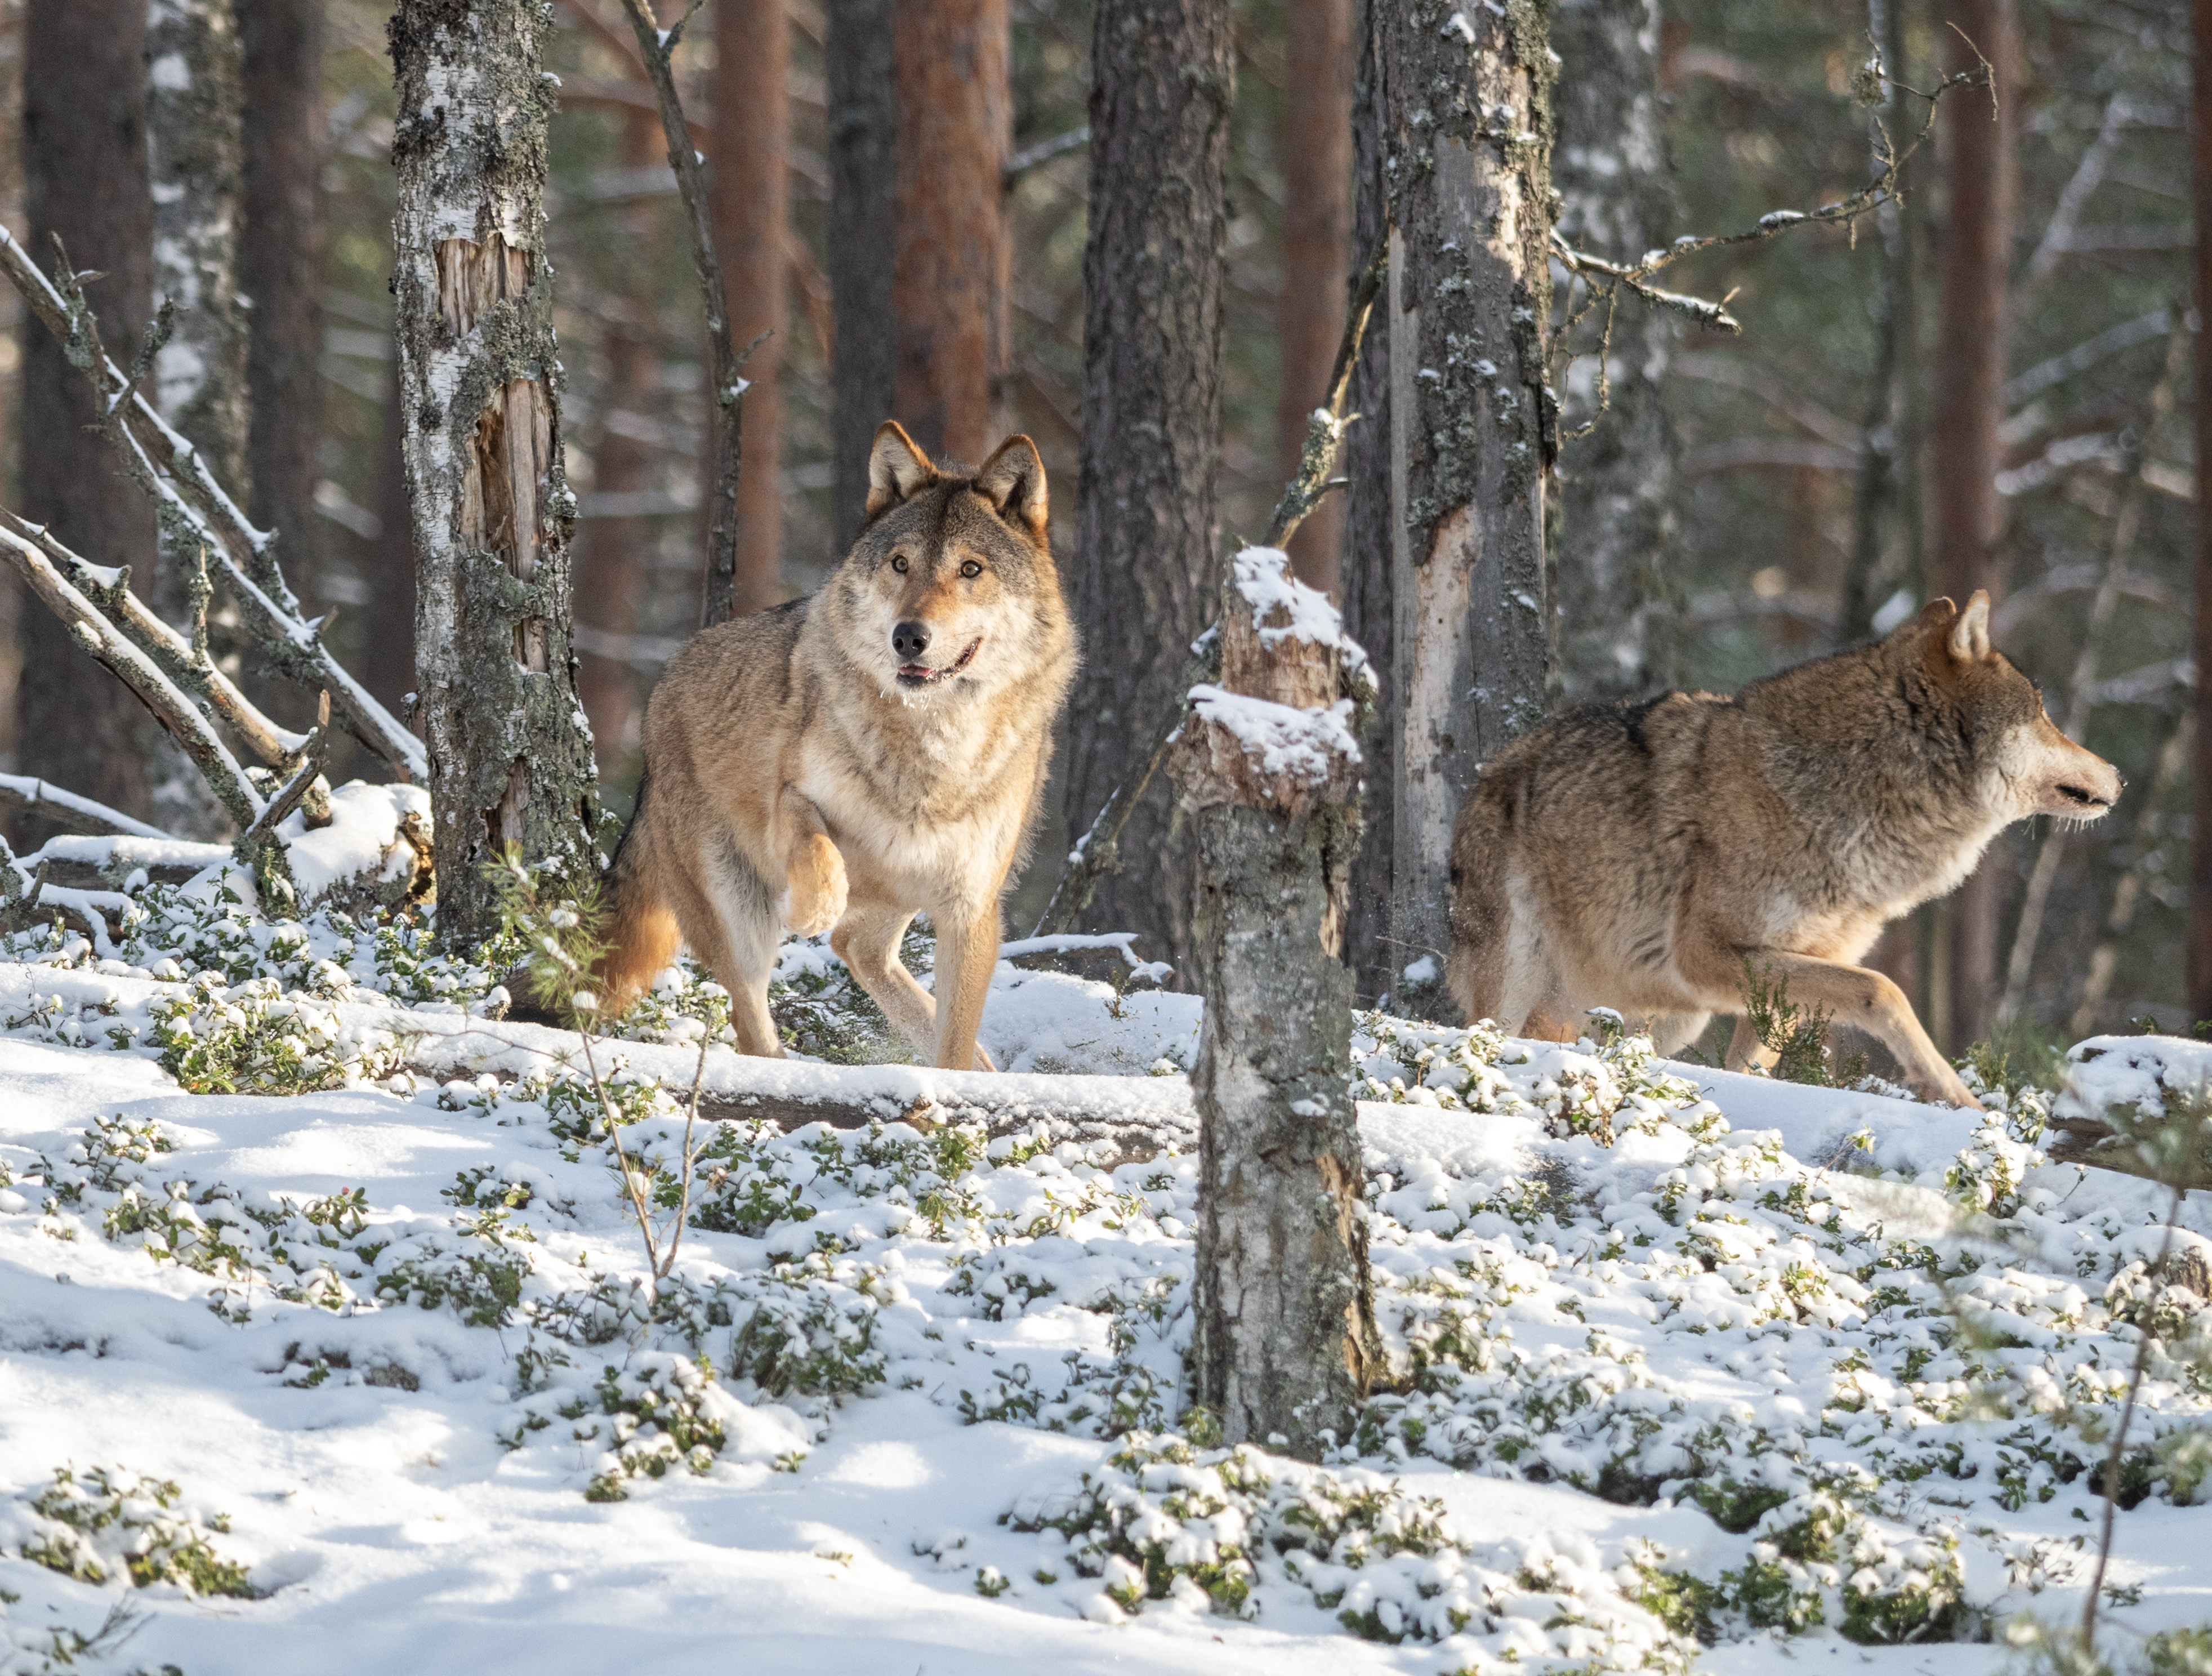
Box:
[1,835,2210,1674]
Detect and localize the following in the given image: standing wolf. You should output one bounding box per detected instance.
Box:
[1445,592,2121,1107]
[594,422,1077,1070]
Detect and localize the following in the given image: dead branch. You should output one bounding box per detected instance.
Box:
[1261,239,1385,548]
[612,0,748,630]
[0,774,173,841]
[0,226,425,782]
[1005,127,1089,184]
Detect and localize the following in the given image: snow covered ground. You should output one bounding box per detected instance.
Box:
[2,870,2211,1673]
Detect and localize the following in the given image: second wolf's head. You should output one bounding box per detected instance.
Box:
[823,420,1074,705]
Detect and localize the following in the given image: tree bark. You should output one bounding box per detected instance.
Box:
[1340,0,1394,1002]
[1065,0,1232,977]
[574,108,662,788]
[2193,0,2212,1033]
[1551,0,1678,705]
[1277,0,1354,598]
[1380,0,1557,1008]
[239,0,325,604]
[826,0,897,556]
[1175,548,1376,1459]
[16,0,157,834]
[890,0,1009,465]
[391,0,601,951]
[710,0,788,614]
[364,357,418,721]
[1932,0,2017,1049]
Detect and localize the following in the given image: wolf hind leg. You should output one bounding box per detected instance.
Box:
[831,902,940,1062]
[663,832,786,1059]
[1724,1014,1776,1073]
[1643,1011,1710,1056]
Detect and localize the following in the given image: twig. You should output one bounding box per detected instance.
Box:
[1005,127,1090,184]
[1261,238,1386,547]
[0,226,425,781]
[237,693,332,847]
[613,0,746,630]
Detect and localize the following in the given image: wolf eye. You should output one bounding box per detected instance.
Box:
[960,560,983,580]
[890,555,909,574]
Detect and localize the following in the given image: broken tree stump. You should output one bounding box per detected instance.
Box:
[1171,545,1380,1458]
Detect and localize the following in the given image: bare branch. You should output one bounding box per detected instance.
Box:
[0,774,173,841]
[1005,126,1090,184]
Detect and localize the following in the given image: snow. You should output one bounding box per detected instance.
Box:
[2,900,2211,1672]
[1187,687,1362,781]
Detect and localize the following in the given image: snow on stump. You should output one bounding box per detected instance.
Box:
[1170,546,1381,1459]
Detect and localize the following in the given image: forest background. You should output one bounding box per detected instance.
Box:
[0,0,2196,1073]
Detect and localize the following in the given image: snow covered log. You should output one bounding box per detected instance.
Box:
[1171,547,1380,1458]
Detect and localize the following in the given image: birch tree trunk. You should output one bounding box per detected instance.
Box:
[711,0,788,613]
[1339,0,1394,1002]
[890,0,1009,462]
[16,0,157,834]
[1380,0,1557,1005]
[1065,0,1232,977]
[391,0,600,951]
[1551,0,1677,705]
[1175,548,1377,1459]
[239,0,325,603]
[1277,0,1354,598]
[826,0,897,555]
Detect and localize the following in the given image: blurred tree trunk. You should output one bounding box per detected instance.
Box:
[1378,0,1557,1010]
[2195,0,2212,1033]
[1551,0,1678,705]
[1276,0,1353,597]
[16,0,157,832]
[711,0,787,613]
[1340,0,1394,1002]
[891,0,1009,463]
[239,0,324,606]
[1065,0,1232,974]
[364,356,417,721]
[1931,0,2017,1049]
[575,108,663,790]
[392,0,600,951]
[826,0,897,554]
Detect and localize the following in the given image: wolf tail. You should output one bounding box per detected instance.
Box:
[595,778,681,1015]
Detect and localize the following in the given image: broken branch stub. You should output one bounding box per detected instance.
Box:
[1171,547,1378,1459]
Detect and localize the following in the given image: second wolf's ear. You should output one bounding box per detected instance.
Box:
[1945,589,1993,664]
[973,435,1049,541]
[866,421,936,521]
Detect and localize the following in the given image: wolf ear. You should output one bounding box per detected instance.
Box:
[973,434,1049,541]
[866,421,936,521]
[1946,589,1993,664]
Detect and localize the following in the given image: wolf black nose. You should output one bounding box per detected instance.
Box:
[892,621,931,661]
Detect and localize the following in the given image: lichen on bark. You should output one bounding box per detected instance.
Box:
[391,0,599,952]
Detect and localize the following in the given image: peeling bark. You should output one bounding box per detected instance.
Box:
[1551,0,1678,703]
[392,0,600,952]
[1175,550,1377,1459]
[1378,0,1557,1001]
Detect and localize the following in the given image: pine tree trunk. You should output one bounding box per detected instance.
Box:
[149,0,249,500]
[2192,0,2212,1032]
[711,0,787,613]
[239,0,324,602]
[365,356,417,719]
[16,0,157,832]
[1176,549,1376,1459]
[1065,0,1232,977]
[1339,0,1395,1002]
[391,0,600,951]
[574,108,663,790]
[1277,0,1353,598]
[1379,0,1557,1005]
[891,0,1008,462]
[1551,0,1677,705]
[1932,0,2017,1048]
[826,0,897,554]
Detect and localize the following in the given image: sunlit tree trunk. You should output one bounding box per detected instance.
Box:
[1931,0,2017,1049]
[826,0,896,554]
[1064,0,1232,974]
[16,0,157,832]
[711,0,787,611]
[1276,0,1353,598]
[392,0,599,950]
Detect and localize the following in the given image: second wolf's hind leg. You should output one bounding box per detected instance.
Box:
[666,832,785,1058]
[831,902,939,1061]
[1724,1014,1776,1073]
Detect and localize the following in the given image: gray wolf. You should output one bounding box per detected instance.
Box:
[1444,592,2121,1107]
[595,421,1077,1071]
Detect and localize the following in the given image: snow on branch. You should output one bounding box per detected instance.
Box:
[0,774,172,841]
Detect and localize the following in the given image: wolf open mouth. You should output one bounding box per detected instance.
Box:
[897,637,982,687]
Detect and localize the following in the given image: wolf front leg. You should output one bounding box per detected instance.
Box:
[775,789,848,935]
[1708,946,1981,1110]
[929,903,1001,1072]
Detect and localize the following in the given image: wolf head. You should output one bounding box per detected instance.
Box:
[825,420,1073,703]
[1893,590,2122,824]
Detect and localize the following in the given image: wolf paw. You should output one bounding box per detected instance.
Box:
[783,835,848,935]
